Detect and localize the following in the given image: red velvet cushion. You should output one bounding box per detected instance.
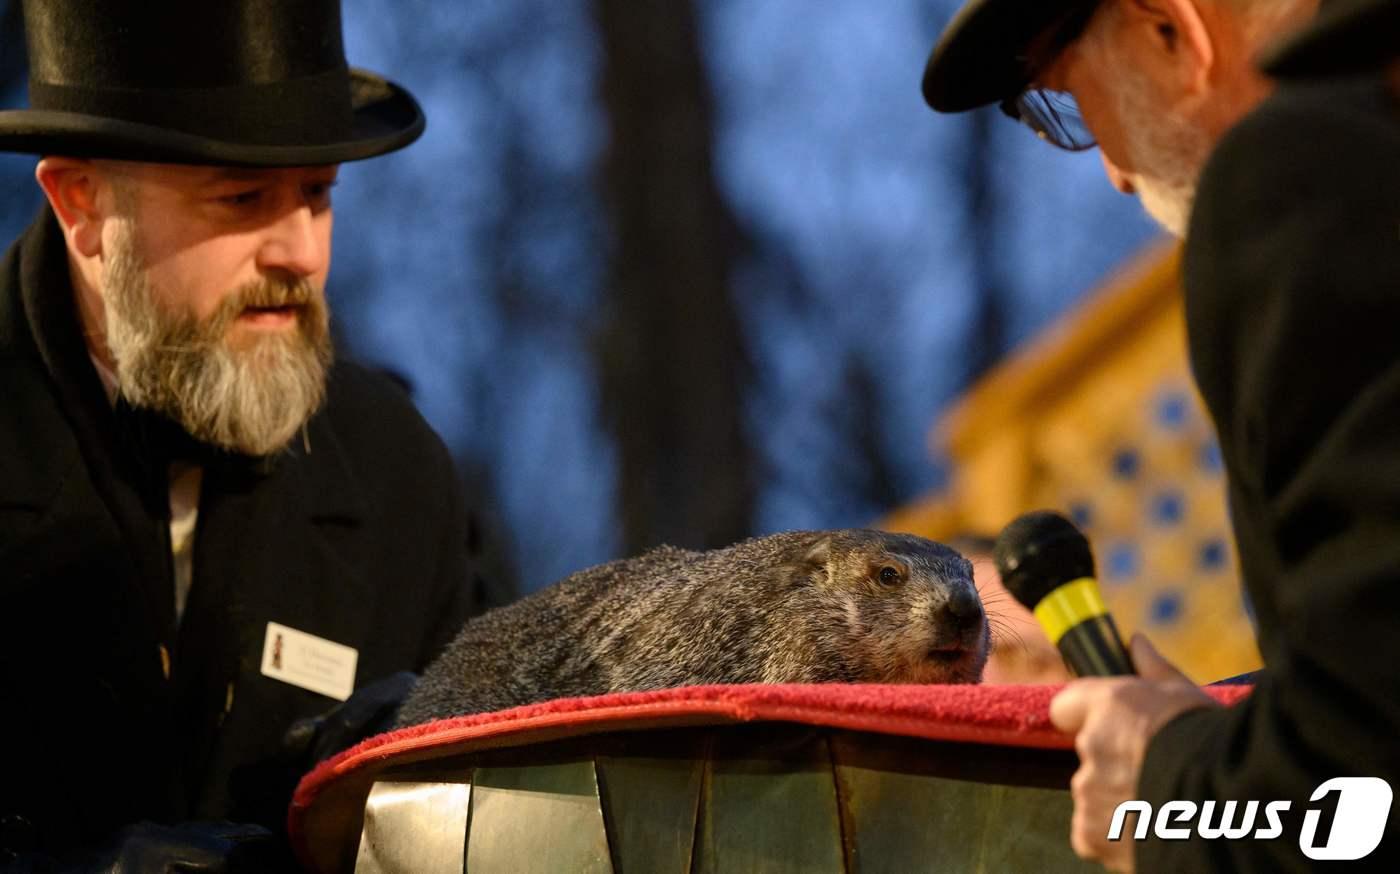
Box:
[291,681,1252,839]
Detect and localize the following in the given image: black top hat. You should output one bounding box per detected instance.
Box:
[0,0,424,166]
[1261,0,1400,77]
[922,0,1088,112]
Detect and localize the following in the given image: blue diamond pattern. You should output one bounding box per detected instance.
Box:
[1150,491,1185,526]
[1106,543,1139,581]
[1199,441,1223,474]
[1070,501,1095,529]
[1157,392,1189,430]
[1198,538,1228,571]
[1111,449,1141,480]
[1149,590,1184,626]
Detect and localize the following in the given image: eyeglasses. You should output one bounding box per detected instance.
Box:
[999,90,1096,151]
[1000,0,1103,151]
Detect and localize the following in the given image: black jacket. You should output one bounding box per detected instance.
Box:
[1138,74,1400,870]
[0,210,486,855]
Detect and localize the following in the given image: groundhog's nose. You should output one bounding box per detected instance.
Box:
[940,584,984,631]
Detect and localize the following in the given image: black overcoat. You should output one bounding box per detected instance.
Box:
[0,210,486,854]
[1136,73,1400,870]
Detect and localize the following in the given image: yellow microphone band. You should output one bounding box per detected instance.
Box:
[1033,577,1110,645]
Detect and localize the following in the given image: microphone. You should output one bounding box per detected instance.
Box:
[993,510,1135,677]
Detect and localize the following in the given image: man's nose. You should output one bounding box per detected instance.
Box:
[1100,150,1136,194]
[256,204,329,278]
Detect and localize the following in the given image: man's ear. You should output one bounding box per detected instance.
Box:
[1124,0,1215,97]
[34,158,110,258]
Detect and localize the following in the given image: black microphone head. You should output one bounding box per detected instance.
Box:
[993,510,1097,610]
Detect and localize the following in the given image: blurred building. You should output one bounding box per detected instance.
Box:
[884,244,1263,684]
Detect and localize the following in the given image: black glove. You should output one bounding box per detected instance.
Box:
[283,671,418,767]
[221,672,420,846]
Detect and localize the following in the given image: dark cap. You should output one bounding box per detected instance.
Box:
[1261,0,1400,78]
[923,0,1092,112]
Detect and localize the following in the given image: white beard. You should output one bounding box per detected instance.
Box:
[1132,171,1198,240]
[1110,67,1212,239]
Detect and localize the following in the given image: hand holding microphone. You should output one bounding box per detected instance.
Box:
[996,510,1218,870]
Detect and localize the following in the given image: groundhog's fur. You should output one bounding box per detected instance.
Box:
[397,529,989,726]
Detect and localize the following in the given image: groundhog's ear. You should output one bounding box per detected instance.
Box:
[802,535,831,564]
[798,535,832,575]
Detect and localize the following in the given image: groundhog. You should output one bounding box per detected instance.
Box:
[397,529,989,726]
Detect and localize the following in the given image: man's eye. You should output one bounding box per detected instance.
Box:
[221,190,262,206]
[305,181,338,202]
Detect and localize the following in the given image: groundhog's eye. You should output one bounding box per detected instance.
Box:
[878,565,902,586]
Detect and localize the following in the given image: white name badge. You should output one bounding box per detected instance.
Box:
[260,621,358,702]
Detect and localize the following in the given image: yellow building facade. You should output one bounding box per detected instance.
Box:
[883,244,1262,683]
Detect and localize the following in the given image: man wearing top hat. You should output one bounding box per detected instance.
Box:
[0,0,491,867]
[924,0,1399,870]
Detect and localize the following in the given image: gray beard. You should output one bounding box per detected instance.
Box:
[102,223,333,457]
[1111,67,1211,239]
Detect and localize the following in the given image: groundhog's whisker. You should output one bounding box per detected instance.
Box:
[987,617,1028,653]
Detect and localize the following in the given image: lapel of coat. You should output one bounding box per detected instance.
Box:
[170,394,377,810]
[179,404,376,704]
[2,209,174,640]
